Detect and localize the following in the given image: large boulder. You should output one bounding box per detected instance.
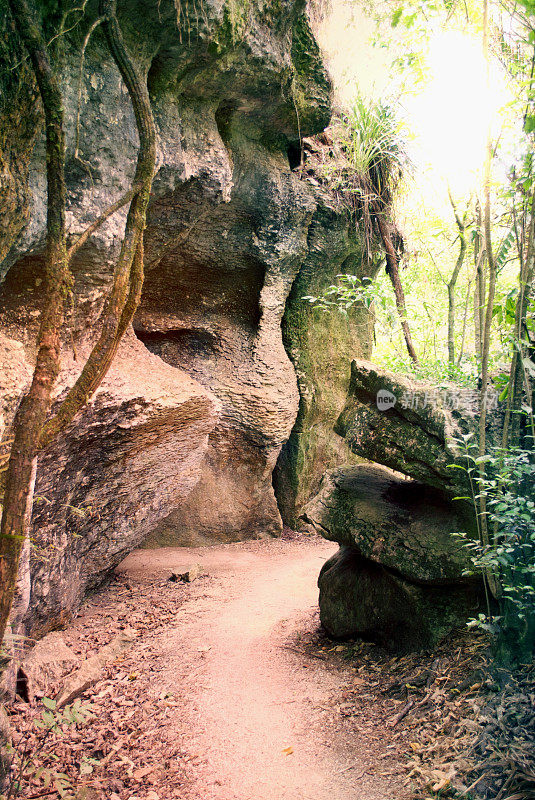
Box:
[302,465,482,651]
[0,332,220,635]
[335,360,486,495]
[317,547,480,652]
[302,465,476,584]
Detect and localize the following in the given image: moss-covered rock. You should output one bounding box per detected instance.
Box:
[302,464,476,584]
[274,203,375,527]
[318,546,481,652]
[335,360,488,496]
[304,464,482,651]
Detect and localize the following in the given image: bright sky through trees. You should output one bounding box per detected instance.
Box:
[315,2,516,207]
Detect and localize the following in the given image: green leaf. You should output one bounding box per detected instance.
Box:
[42,697,57,711]
[391,7,403,27]
[499,385,509,402]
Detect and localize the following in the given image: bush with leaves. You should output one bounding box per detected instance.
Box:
[451,433,535,663]
[2,697,93,799]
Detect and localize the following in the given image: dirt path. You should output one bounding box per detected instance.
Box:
[116,538,405,800]
[14,536,408,799]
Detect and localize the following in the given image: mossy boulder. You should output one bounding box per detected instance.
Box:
[335,360,484,496]
[302,464,476,584]
[303,464,482,651]
[318,546,481,652]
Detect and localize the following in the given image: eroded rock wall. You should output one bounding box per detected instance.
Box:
[274,202,374,527]
[1,0,359,627]
[136,125,318,544]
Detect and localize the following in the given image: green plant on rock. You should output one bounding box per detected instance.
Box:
[308,95,419,362]
[303,273,382,313]
[222,0,250,44]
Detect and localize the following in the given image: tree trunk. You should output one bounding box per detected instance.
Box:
[0,0,70,648]
[504,187,535,448]
[0,0,156,649]
[447,191,467,366]
[38,0,156,448]
[473,206,484,360]
[375,212,419,364]
[477,0,499,606]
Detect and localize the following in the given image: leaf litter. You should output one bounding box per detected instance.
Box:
[6,549,534,800]
[297,625,534,800]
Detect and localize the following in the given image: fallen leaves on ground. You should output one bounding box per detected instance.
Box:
[298,626,535,800]
[7,572,204,799]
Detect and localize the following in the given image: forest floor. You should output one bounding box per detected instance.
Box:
[11,534,411,800]
[9,534,534,800]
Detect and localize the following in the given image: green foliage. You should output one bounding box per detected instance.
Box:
[336,97,409,204]
[2,698,93,799]
[450,434,535,661]
[303,274,384,313]
[302,266,487,386]
[313,95,409,224]
[381,352,479,387]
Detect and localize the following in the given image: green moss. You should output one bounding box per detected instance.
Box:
[274,206,377,526]
[288,12,331,135]
[221,0,251,45]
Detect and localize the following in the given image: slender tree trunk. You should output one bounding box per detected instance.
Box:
[0,0,156,649]
[457,275,473,366]
[39,0,156,447]
[473,203,485,360]
[375,212,419,364]
[503,186,535,448]
[477,0,499,604]
[447,191,468,366]
[0,0,70,647]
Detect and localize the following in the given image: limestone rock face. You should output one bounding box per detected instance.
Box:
[303,465,481,651]
[18,631,78,701]
[274,199,374,528]
[136,136,317,544]
[1,0,349,625]
[0,332,220,635]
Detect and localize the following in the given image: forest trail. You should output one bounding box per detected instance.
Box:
[116,537,405,800]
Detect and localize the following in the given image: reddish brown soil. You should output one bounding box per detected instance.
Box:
[12,536,410,800]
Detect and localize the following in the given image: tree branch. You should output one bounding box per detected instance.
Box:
[67,183,140,261]
[39,0,156,448]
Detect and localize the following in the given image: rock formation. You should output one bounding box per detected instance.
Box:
[302,359,500,651]
[0,0,375,629]
[303,465,481,651]
[335,360,485,495]
[273,187,374,528]
[0,329,220,636]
